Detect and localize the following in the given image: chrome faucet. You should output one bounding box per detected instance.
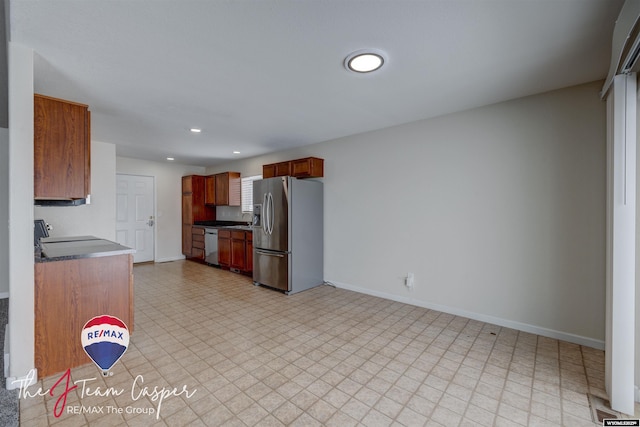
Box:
[242,212,253,227]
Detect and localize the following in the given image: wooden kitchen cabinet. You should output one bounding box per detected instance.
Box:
[291,157,324,178]
[231,231,246,270]
[35,254,133,379]
[205,175,216,205]
[182,224,193,257]
[182,175,215,257]
[204,172,241,206]
[246,233,253,272]
[262,164,275,179]
[263,161,291,178]
[262,157,324,179]
[216,172,241,206]
[219,229,252,274]
[218,229,231,266]
[191,227,205,261]
[34,94,91,200]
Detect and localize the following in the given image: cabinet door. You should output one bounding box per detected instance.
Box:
[214,172,241,206]
[182,194,193,224]
[218,231,231,266]
[215,173,229,205]
[263,164,275,178]
[246,234,253,273]
[231,237,246,270]
[274,161,291,177]
[182,224,193,256]
[34,94,90,199]
[182,176,192,193]
[291,157,324,178]
[205,176,216,205]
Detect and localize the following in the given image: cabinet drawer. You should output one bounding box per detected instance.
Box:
[219,229,231,238]
[192,234,204,243]
[191,235,204,249]
[192,227,205,235]
[231,231,246,240]
[192,248,204,259]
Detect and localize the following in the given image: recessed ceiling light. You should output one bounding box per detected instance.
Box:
[345,49,386,73]
[190,128,202,133]
[167,157,175,161]
[233,151,241,154]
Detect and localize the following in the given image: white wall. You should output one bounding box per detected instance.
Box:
[116,157,206,262]
[208,81,607,347]
[7,42,34,386]
[0,128,8,297]
[34,140,117,240]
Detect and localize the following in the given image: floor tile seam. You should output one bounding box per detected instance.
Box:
[460,321,511,427]
[381,322,477,424]
[496,330,534,426]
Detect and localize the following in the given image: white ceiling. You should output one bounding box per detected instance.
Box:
[10,0,624,167]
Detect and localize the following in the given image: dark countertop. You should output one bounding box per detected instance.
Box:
[193,221,253,232]
[36,235,135,263]
[193,220,250,227]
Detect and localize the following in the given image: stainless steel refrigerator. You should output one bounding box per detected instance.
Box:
[252,176,323,294]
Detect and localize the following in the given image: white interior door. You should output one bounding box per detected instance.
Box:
[116,174,155,263]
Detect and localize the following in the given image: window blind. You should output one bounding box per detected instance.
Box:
[241,175,262,212]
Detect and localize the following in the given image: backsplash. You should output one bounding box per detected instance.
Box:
[216,206,252,223]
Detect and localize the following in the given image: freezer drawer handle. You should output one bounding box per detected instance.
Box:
[255,250,285,258]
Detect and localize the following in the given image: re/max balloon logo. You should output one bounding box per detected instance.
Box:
[81,315,130,376]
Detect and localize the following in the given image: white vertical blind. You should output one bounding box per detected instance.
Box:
[241,175,262,212]
[605,73,636,415]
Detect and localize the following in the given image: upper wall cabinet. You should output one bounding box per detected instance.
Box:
[263,157,324,179]
[34,94,91,201]
[205,172,241,206]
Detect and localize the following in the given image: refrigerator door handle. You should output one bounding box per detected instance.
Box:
[255,250,285,257]
[263,193,269,235]
[269,192,275,235]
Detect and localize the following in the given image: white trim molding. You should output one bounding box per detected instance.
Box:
[329,279,605,350]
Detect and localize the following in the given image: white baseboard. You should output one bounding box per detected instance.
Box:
[329,280,605,350]
[3,324,8,379]
[6,368,37,391]
[0,293,9,299]
[154,256,186,263]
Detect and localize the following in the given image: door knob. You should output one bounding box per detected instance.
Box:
[147,216,155,227]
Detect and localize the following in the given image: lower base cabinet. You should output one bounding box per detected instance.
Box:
[219,230,231,266]
[34,254,134,379]
[218,229,252,274]
[191,227,205,261]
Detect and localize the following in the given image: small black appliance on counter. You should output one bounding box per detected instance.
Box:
[34,219,49,247]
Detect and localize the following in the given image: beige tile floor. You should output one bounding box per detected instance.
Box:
[19,260,638,426]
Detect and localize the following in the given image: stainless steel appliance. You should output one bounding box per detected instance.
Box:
[253,176,323,294]
[34,219,49,247]
[204,227,219,265]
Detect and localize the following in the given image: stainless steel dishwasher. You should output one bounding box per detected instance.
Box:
[204,227,219,265]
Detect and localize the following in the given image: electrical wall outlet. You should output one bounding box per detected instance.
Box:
[405,272,414,289]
